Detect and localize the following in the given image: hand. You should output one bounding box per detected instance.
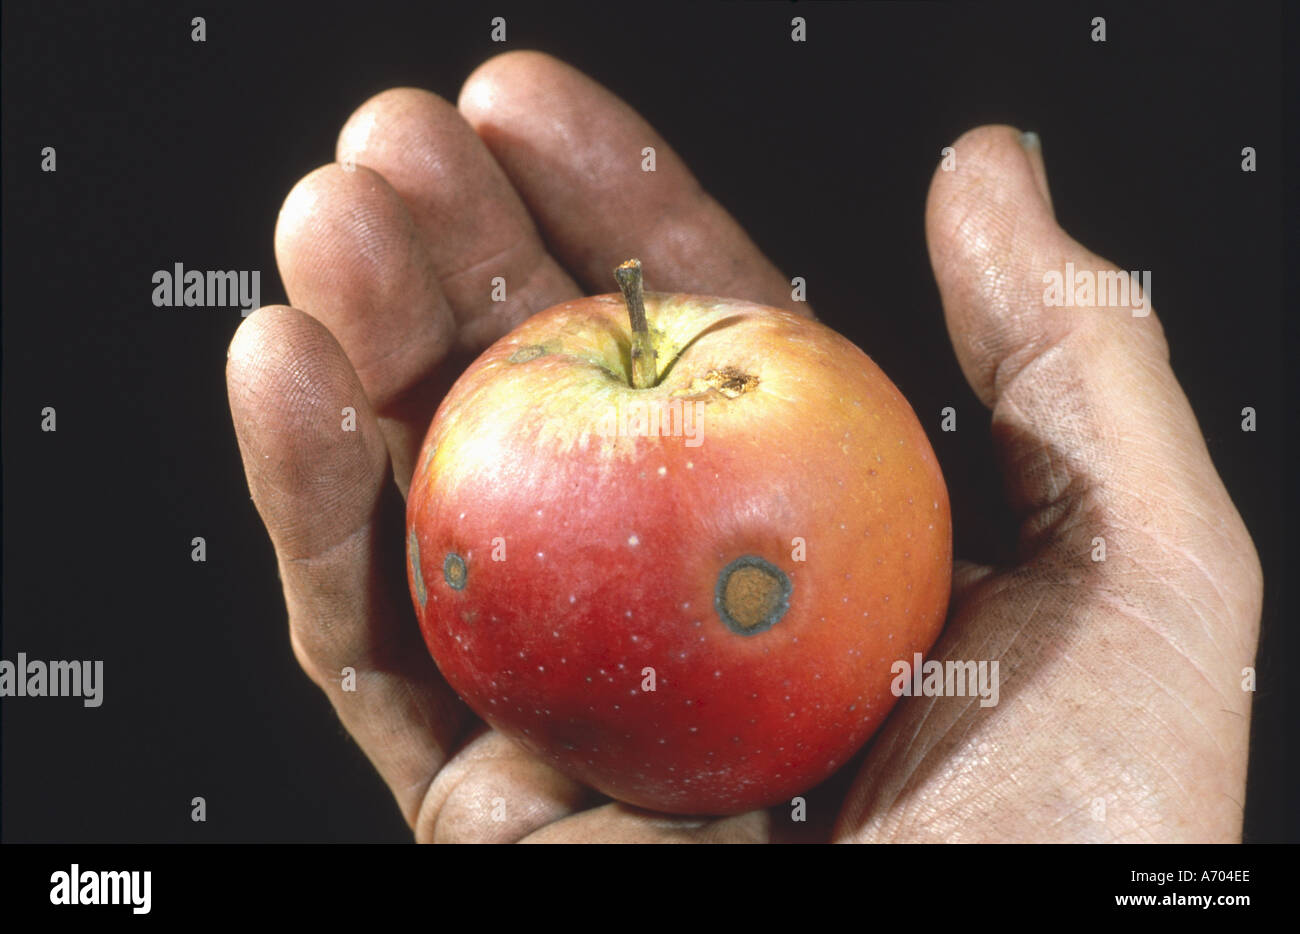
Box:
[227,52,1262,842]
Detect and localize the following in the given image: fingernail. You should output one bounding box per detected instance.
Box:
[1018,130,1053,214]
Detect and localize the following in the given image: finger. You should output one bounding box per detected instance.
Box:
[458,51,804,314]
[417,729,594,844]
[925,125,1259,593]
[519,803,771,844]
[274,164,455,489]
[337,88,583,353]
[834,132,1263,843]
[227,306,468,827]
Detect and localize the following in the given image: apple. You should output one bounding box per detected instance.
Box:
[406,261,951,815]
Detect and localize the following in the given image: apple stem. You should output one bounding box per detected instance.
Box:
[615,259,657,389]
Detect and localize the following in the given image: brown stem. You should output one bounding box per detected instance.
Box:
[615,259,657,389]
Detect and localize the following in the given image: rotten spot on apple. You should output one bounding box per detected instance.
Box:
[677,366,759,400]
[442,552,468,591]
[408,530,426,607]
[406,259,952,814]
[507,344,547,364]
[716,555,791,635]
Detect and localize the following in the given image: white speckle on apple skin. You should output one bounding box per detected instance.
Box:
[627,534,639,546]
[657,466,667,476]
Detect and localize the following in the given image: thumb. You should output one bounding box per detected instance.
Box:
[925,125,1258,607]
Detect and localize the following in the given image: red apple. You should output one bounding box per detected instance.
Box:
[406,261,951,815]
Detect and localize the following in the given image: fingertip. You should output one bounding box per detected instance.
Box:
[332,82,583,355]
[336,86,461,175]
[226,304,309,398]
[337,87,441,152]
[457,49,560,119]
[273,163,338,271]
[926,125,1054,242]
[225,305,390,556]
[924,124,1074,407]
[272,161,456,413]
[226,303,363,450]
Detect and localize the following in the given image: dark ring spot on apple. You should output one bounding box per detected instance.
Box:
[508,345,546,364]
[443,552,468,591]
[715,556,791,635]
[409,531,426,606]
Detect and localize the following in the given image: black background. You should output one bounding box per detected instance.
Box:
[2,0,1292,842]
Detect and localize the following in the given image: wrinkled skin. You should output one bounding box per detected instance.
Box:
[227,52,1262,843]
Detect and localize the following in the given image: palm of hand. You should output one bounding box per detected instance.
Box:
[227,53,1260,843]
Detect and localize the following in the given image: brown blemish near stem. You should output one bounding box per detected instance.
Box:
[676,367,760,400]
[706,367,759,396]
